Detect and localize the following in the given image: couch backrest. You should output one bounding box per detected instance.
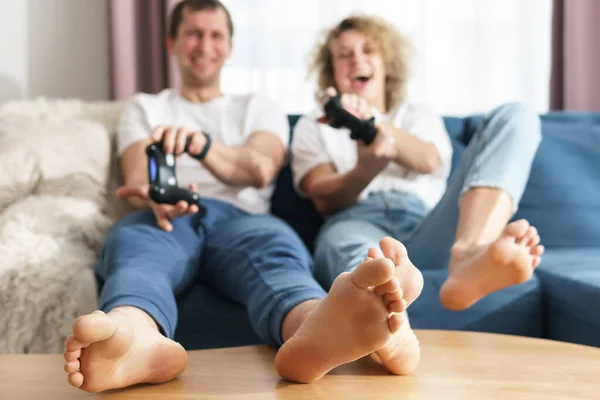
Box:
[514,113,600,248]
[271,113,600,252]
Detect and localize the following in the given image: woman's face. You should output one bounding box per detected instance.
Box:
[330,29,386,109]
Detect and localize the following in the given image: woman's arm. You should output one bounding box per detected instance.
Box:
[300,163,378,215]
[299,126,397,215]
[378,121,441,174]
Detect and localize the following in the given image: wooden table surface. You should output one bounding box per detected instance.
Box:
[1,330,598,399]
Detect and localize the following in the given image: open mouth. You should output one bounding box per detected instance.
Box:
[351,74,373,89]
[354,73,373,81]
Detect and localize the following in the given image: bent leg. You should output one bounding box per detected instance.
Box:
[313,218,389,290]
[405,103,544,309]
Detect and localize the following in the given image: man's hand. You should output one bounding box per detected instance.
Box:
[151,125,207,157]
[116,183,200,232]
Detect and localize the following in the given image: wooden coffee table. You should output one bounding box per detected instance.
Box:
[1,330,598,399]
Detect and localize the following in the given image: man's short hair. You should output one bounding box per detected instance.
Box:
[168,0,234,39]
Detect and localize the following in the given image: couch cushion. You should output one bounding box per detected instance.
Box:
[452,112,600,249]
[176,269,544,350]
[0,115,112,210]
[536,248,600,347]
[175,284,262,350]
[408,270,544,337]
[513,113,600,248]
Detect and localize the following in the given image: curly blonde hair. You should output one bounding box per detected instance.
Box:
[308,15,414,112]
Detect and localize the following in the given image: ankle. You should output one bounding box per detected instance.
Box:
[110,306,159,331]
[281,299,320,342]
[451,240,488,258]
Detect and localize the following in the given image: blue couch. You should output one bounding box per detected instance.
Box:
[174,112,600,349]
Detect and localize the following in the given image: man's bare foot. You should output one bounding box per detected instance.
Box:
[63,307,187,393]
[275,252,421,383]
[441,219,545,311]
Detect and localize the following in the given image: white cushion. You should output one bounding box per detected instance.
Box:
[0,115,111,210]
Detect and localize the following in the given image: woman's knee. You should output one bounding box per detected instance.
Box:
[314,220,379,267]
[483,102,542,149]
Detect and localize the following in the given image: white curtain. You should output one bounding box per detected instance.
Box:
[220,0,552,116]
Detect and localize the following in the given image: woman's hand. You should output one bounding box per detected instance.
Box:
[355,124,397,175]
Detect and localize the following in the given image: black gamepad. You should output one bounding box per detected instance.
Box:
[146,136,206,216]
[323,95,377,145]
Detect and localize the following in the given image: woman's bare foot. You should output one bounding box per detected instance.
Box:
[369,237,424,307]
[275,251,421,383]
[368,238,422,375]
[63,307,187,393]
[441,219,545,311]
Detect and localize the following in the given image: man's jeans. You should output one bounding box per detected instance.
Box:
[96,199,326,347]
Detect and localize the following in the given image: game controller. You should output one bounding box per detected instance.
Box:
[323,95,378,145]
[146,136,206,215]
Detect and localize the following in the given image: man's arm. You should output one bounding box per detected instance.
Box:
[199,130,286,188]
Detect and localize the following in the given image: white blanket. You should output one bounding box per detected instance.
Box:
[0,98,126,353]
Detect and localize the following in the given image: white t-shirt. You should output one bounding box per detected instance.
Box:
[291,103,453,210]
[118,89,289,214]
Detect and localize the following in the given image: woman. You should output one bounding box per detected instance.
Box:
[291,15,545,312]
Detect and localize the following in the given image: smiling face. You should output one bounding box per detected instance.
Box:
[310,16,413,113]
[167,7,232,88]
[330,29,386,111]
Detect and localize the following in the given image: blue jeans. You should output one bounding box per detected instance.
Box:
[96,199,326,347]
[314,103,542,289]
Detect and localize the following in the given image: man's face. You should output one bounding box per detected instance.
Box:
[167,7,232,87]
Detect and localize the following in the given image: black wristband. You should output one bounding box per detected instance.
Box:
[190,133,212,161]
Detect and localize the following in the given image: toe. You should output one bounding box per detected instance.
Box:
[383,289,404,305]
[522,227,538,245]
[532,256,541,268]
[504,219,530,238]
[65,334,87,352]
[387,299,407,314]
[373,277,401,297]
[351,258,395,288]
[379,237,408,265]
[73,313,117,344]
[368,247,384,259]
[517,227,534,245]
[532,245,545,256]
[527,234,540,248]
[388,313,403,333]
[64,360,80,374]
[64,350,80,362]
[68,372,84,388]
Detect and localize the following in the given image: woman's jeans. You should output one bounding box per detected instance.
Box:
[314,103,542,289]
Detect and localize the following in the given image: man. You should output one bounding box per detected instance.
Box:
[62,1,422,392]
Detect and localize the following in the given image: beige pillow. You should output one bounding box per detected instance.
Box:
[0,115,111,211]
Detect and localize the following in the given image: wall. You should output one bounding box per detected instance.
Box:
[0,0,110,104]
